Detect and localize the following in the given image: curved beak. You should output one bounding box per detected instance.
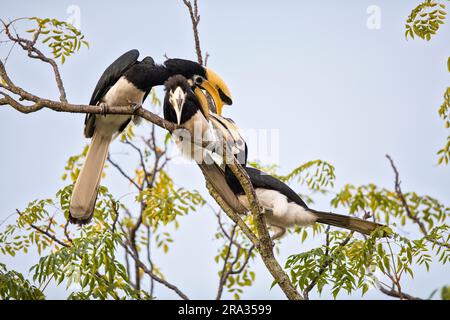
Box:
[199,80,224,116]
[203,68,233,116]
[194,87,210,119]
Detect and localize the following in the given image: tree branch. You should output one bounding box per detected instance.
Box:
[182,0,204,65]
[224,148,304,300]
[2,19,67,102]
[386,154,450,249]
[0,59,178,132]
[303,230,353,299]
[122,241,189,300]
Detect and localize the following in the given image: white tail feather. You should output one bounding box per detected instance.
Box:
[69,131,112,222]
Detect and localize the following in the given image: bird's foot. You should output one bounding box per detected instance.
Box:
[128,100,143,113]
[99,102,108,117]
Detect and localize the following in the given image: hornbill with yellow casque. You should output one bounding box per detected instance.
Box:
[163,74,386,240]
[69,50,233,224]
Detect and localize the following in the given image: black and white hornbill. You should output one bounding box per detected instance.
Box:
[225,166,386,239]
[163,75,250,214]
[69,50,233,224]
[164,59,232,116]
[163,74,219,163]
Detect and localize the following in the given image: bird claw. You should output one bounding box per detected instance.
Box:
[128,100,142,113]
[99,102,108,117]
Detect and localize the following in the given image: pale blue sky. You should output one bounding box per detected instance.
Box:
[0,0,449,299]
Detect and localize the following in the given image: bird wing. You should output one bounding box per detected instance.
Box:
[244,167,308,208]
[89,49,140,106]
[142,64,171,103]
[209,113,248,166]
[84,49,140,137]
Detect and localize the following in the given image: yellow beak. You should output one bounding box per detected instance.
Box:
[200,80,224,115]
[203,68,233,116]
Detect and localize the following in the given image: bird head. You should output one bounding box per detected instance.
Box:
[164,59,232,115]
[164,75,195,125]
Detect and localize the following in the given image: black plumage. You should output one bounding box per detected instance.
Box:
[224,165,386,237]
[84,49,169,138]
[225,166,308,208]
[164,58,206,79]
[163,75,206,125]
[88,49,140,107]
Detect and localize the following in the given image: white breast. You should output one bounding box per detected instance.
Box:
[95,77,145,136]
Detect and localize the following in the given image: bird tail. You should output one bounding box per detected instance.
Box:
[69,131,112,224]
[198,154,248,215]
[309,209,386,236]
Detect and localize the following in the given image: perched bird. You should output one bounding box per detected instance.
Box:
[163,75,249,214]
[69,50,168,224]
[225,166,385,239]
[163,75,214,162]
[164,58,232,116]
[70,51,234,224]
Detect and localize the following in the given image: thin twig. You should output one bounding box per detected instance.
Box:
[303,230,354,299]
[122,241,189,300]
[182,0,203,65]
[386,154,449,249]
[2,20,67,102]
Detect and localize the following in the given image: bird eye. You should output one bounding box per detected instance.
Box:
[194,76,204,85]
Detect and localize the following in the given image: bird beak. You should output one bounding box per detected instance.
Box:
[169,87,186,124]
[203,68,233,116]
[194,87,210,119]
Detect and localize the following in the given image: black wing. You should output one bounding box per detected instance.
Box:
[89,49,140,105]
[142,65,171,103]
[164,58,205,79]
[225,166,308,208]
[84,50,140,137]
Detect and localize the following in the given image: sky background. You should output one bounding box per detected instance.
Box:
[0,0,449,299]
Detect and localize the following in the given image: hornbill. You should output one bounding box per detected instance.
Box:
[69,50,233,224]
[164,58,232,116]
[163,75,249,215]
[224,166,386,239]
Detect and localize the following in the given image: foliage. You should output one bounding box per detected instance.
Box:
[0,263,45,300]
[26,17,89,64]
[214,217,256,300]
[1,7,449,300]
[405,3,449,165]
[286,178,449,298]
[437,84,450,165]
[405,0,447,41]
[137,170,205,230]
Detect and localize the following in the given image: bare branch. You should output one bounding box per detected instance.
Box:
[16,209,69,248]
[0,59,178,131]
[182,0,204,65]
[122,241,189,300]
[107,154,142,191]
[206,181,258,246]
[2,20,67,102]
[224,147,303,300]
[386,154,450,249]
[216,224,237,300]
[378,284,422,300]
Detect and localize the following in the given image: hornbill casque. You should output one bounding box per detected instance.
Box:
[69,49,233,224]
